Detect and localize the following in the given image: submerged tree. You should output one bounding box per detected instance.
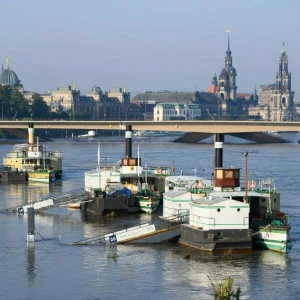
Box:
[208,275,241,299]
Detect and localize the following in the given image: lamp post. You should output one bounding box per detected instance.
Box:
[69,114,71,121]
[1,100,3,120]
[30,114,33,121]
[192,168,197,177]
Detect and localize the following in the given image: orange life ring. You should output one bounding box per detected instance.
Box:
[195,181,204,188]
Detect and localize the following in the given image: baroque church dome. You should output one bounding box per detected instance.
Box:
[0,58,21,87]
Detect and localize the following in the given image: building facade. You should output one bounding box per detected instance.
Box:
[153,103,201,121]
[249,41,296,121]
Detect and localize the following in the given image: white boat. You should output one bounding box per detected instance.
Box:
[77,130,96,140]
[163,168,291,253]
[3,125,62,179]
[84,144,171,214]
[134,130,169,138]
[135,188,161,214]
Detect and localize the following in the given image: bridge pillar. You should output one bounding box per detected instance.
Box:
[28,123,34,144]
[125,125,132,158]
[214,133,224,168]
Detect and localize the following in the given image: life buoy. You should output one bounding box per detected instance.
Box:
[195,180,204,189]
[156,167,162,174]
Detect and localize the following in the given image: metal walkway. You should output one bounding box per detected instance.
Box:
[0,188,88,214]
[73,212,190,246]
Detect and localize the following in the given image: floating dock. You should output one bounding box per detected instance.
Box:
[73,212,189,245]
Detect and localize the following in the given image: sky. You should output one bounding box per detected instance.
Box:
[1,0,300,99]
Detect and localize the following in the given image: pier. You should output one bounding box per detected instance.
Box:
[0,188,88,214]
[73,212,189,245]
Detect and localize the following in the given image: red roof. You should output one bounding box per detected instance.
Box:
[207,84,219,93]
[237,93,251,100]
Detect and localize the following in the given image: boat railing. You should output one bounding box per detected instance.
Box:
[0,188,85,214]
[189,212,216,226]
[142,166,171,176]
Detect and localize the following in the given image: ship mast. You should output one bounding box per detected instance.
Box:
[244,151,249,203]
[137,144,141,192]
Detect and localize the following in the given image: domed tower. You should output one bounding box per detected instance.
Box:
[218,30,237,101]
[207,71,219,94]
[0,58,22,88]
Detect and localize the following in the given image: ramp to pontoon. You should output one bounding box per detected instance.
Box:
[73,212,189,245]
[0,188,87,214]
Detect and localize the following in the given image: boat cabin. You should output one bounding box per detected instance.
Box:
[213,167,240,191]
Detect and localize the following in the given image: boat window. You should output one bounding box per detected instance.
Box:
[237,208,240,212]
[225,170,233,178]
[217,208,221,212]
[215,169,223,179]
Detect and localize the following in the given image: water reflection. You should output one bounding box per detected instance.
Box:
[26,244,36,287]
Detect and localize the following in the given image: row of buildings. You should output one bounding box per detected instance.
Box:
[1,35,299,121]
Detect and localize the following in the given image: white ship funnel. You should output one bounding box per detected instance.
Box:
[28,123,35,144]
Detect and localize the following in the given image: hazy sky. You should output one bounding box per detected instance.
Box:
[1,0,300,98]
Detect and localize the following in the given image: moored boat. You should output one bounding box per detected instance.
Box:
[83,126,170,215]
[27,169,55,183]
[135,188,161,214]
[3,123,63,179]
[162,167,291,253]
[0,165,27,182]
[134,130,169,138]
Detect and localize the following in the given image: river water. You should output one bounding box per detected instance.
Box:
[0,134,300,300]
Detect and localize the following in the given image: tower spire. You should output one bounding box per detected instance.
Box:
[226,29,231,53]
[281,38,286,55]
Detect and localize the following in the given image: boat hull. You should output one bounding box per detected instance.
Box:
[179,225,252,251]
[0,169,27,182]
[252,227,291,253]
[27,171,55,183]
[135,196,160,214]
[82,195,139,215]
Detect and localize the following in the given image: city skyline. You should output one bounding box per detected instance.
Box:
[1,1,299,99]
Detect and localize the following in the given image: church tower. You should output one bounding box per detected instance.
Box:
[273,40,294,121]
[218,30,237,102]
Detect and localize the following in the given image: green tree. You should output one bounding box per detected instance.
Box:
[0,86,29,120]
[0,85,12,119]
[10,89,29,119]
[31,93,50,119]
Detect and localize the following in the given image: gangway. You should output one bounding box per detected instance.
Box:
[73,212,190,246]
[0,188,88,214]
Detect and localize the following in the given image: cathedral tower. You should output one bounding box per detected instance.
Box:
[218,30,237,102]
[273,40,294,120]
